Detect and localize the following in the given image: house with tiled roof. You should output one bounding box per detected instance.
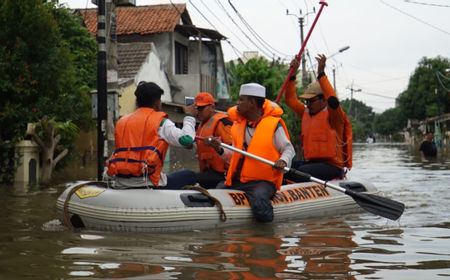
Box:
[77,3,230,116]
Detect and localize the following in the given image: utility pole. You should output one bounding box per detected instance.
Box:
[105,0,119,162]
[332,66,336,90]
[96,0,107,180]
[93,0,133,180]
[347,85,361,118]
[298,16,307,87]
[287,8,315,88]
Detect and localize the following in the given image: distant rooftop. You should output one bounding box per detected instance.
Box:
[117,42,153,80]
[77,4,190,36]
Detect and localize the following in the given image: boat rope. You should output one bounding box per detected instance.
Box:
[63,181,96,230]
[183,184,227,222]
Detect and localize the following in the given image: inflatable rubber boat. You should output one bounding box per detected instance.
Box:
[56,180,379,233]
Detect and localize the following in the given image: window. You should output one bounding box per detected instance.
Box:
[175,42,188,74]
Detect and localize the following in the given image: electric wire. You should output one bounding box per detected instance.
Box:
[188,0,219,31]
[380,0,450,36]
[436,71,450,91]
[404,0,450,8]
[227,0,290,58]
[193,0,252,50]
[213,0,274,58]
[360,90,397,99]
[171,0,244,60]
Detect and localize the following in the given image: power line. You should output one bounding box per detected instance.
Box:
[346,63,402,79]
[213,0,274,58]
[380,0,450,36]
[436,71,450,91]
[188,0,219,31]
[227,0,290,58]
[193,0,252,50]
[360,90,397,100]
[404,0,450,8]
[360,76,410,85]
[225,40,243,59]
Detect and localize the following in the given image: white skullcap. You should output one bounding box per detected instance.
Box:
[239,83,266,98]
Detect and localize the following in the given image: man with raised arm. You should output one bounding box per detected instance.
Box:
[284,54,353,182]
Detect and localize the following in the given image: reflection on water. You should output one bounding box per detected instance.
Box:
[1,143,450,279]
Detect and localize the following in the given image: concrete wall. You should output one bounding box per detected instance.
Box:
[135,44,173,104]
[118,83,136,116]
[215,44,229,100]
[119,32,230,106]
[172,74,201,103]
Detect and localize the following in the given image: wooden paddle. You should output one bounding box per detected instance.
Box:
[213,140,405,221]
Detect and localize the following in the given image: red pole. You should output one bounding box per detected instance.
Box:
[275,1,328,103]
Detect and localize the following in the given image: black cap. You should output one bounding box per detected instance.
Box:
[135,81,164,107]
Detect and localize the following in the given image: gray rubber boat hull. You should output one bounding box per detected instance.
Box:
[56,180,377,232]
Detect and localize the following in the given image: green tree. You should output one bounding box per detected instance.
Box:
[341,98,375,141]
[397,56,450,120]
[0,0,96,185]
[373,107,404,136]
[226,57,302,151]
[226,57,288,101]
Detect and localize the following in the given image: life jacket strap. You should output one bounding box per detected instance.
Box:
[113,146,163,161]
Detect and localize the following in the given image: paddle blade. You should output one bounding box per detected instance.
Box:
[348,190,405,221]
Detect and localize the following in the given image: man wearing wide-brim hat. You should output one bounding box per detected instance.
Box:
[284,54,353,182]
[205,82,295,223]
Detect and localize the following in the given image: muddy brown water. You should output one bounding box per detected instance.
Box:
[1,143,449,279]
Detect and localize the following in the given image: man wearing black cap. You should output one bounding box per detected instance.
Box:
[106,81,197,189]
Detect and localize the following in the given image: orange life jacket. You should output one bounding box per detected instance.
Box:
[196,112,229,173]
[317,74,353,169]
[302,108,348,168]
[225,100,289,190]
[106,108,169,186]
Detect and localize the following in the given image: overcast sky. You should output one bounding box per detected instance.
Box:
[62,0,450,113]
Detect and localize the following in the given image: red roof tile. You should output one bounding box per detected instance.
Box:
[117,42,153,79]
[78,4,187,36]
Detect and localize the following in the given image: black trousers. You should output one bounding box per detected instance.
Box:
[219,180,277,223]
[285,160,343,182]
[195,169,225,189]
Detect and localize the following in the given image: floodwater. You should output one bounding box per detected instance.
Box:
[1,143,450,279]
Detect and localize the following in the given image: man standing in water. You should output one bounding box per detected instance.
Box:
[419,132,437,157]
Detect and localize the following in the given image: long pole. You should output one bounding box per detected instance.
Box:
[275,1,328,103]
[216,140,404,221]
[97,0,107,180]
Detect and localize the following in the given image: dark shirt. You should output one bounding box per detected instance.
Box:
[419,140,437,157]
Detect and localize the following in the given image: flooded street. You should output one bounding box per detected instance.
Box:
[1,143,450,279]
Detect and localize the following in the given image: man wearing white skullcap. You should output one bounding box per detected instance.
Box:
[284,54,353,182]
[239,83,266,98]
[205,82,295,223]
